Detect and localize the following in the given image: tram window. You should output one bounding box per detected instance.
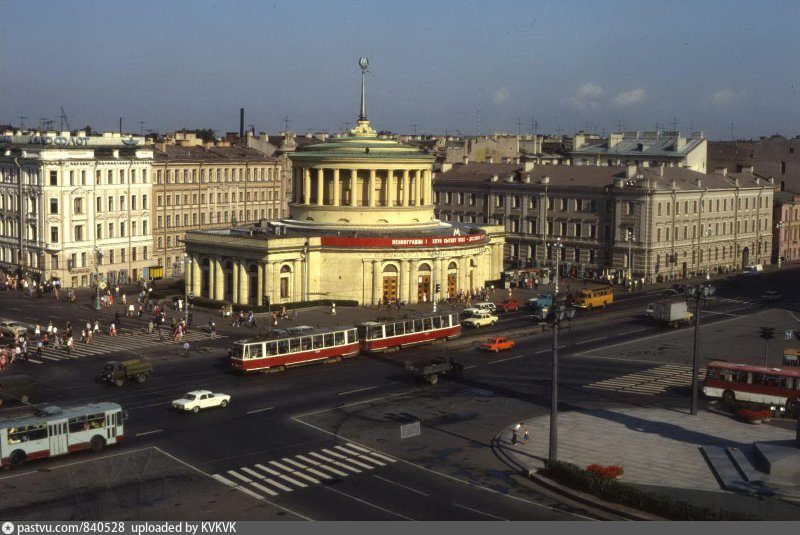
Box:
[266,342,277,356]
[394,322,404,335]
[424,318,433,330]
[300,337,311,351]
[705,368,718,380]
[8,427,25,443]
[114,412,122,426]
[278,340,289,354]
[324,334,334,347]
[334,332,345,345]
[250,344,263,359]
[432,317,442,329]
[764,374,781,387]
[87,413,105,429]
[68,416,86,433]
[385,324,395,337]
[357,326,368,340]
[313,335,324,349]
[414,319,423,331]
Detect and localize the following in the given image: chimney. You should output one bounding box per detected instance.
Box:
[769,177,775,185]
[625,165,637,179]
[490,175,499,182]
[659,164,665,177]
[694,178,702,188]
[440,162,453,173]
[462,155,469,165]
[523,175,531,183]
[741,165,754,174]
[486,156,494,164]
[714,167,727,176]
[239,108,244,140]
[541,175,550,184]
[523,160,534,172]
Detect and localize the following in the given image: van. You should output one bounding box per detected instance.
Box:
[743,264,763,275]
[0,375,35,406]
[573,286,614,310]
[473,302,497,313]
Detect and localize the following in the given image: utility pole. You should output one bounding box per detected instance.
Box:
[671,116,678,132]
[138,121,146,135]
[517,117,522,137]
[548,305,575,461]
[18,116,27,130]
[283,115,291,131]
[690,283,715,415]
[759,327,775,367]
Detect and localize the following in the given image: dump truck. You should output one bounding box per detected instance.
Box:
[652,301,694,328]
[98,359,154,386]
[404,357,463,385]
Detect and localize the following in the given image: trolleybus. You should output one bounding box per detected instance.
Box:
[231,327,359,373]
[358,313,461,353]
[0,402,124,468]
[703,360,800,415]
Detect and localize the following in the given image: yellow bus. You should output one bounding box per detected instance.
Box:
[573,286,614,310]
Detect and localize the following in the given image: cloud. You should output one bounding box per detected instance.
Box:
[613,88,646,106]
[708,89,745,107]
[562,82,604,110]
[493,87,510,105]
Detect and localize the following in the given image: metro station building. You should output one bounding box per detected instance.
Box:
[182,63,504,306]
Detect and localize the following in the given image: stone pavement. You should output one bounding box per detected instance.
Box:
[498,403,800,518]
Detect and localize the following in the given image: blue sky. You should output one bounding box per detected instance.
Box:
[2,0,798,139]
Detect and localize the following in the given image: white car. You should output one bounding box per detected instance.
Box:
[0,320,28,338]
[644,303,655,317]
[761,290,782,303]
[473,302,497,313]
[462,311,498,328]
[172,390,231,413]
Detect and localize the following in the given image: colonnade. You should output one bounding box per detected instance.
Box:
[292,167,433,208]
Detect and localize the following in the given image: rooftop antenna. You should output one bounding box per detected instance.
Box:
[617,120,623,133]
[283,115,291,132]
[59,107,71,131]
[119,117,123,134]
[729,122,736,141]
[517,117,522,137]
[412,123,418,136]
[476,98,481,136]
[671,116,678,132]
[18,115,27,130]
[37,117,47,131]
[138,121,146,135]
[43,119,54,131]
[358,57,369,121]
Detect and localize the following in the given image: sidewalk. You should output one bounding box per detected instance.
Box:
[498,403,800,519]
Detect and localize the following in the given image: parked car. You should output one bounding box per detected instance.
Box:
[645,303,655,317]
[744,264,764,275]
[172,390,231,413]
[494,299,520,313]
[472,302,497,313]
[761,290,782,303]
[460,308,480,318]
[480,337,515,352]
[0,320,28,339]
[462,311,498,328]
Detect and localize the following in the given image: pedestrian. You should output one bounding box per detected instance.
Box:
[331,302,336,316]
[157,324,164,341]
[53,330,60,349]
[523,427,530,445]
[66,336,73,355]
[128,303,135,317]
[36,340,42,357]
[121,293,127,306]
[183,341,190,358]
[109,323,117,336]
[138,304,143,318]
[81,328,87,343]
[46,321,53,335]
[272,313,278,330]
[34,324,41,338]
[114,311,121,329]
[93,320,100,334]
[512,422,522,445]
[210,321,216,337]
[147,320,154,334]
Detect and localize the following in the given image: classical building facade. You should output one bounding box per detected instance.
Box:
[773,191,800,264]
[183,62,503,306]
[0,131,154,287]
[151,140,282,275]
[434,162,773,281]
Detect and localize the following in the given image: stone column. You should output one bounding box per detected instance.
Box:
[192,255,201,297]
[232,260,239,304]
[350,169,358,207]
[458,256,468,293]
[408,260,418,303]
[387,169,396,207]
[421,170,429,206]
[414,170,421,206]
[372,259,381,305]
[369,169,376,207]
[214,257,224,301]
[184,256,192,301]
[303,168,311,205]
[316,168,324,206]
[272,262,280,301]
[333,169,340,206]
[238,262,249,305]
[399,259,408,304]
[292,259,302,302]
[206,257,215,299]
[256,263,264,306]
[402,170,410,207]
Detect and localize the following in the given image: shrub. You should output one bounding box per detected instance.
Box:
[189,296,358,313]
[737,408,771,421]
[586,464,624,479]
[542,459,756,520]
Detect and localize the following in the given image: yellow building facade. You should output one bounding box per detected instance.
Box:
[182,61,504,306]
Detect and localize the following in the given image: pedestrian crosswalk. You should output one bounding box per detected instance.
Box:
[213,443,396,499]
[24,329,222,364]
[585,364,706,396]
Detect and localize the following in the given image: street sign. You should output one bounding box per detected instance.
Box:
[786,330,794,340]
[400,421,421,439]
[189,292,195,299]
[99,282,107,290]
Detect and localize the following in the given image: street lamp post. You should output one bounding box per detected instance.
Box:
[432,249,439,314]
[549,304,576,461]
[182,253,191,324]
[776,221,784,267]
[690,283,714,415]
[548,237,562,297]
[93,247,102,311]
[626,229,634,283]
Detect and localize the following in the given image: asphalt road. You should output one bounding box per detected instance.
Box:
[0,266,798,520]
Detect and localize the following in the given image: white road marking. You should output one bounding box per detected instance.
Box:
[240,467,265,479]
[618,328,647,335]
[487,354,525,364]
[317,464,349,477]
[373,475,429,496]
[27,359,42,364]
[305,467,333,480]
[212,474,237,487]
[277,473,308,488]
[295,454,321,466]
[254,463,281,476]
[334,445,364,456]
[262,478,293,492]
[282,458,308,470]
[345,443,371,453]
[322,448,348,459]
[268,460,295,472]
[576,337,607,345]
[250,481,279,496]
[357,455,386,467]
[246,406,274,415]
[332,460,362,473]
[338,456,373,470]
[453,502,508,520]
[338,385,378,396]
[290,471,320,484]
[308,451,335,463]
[463,365,478,370]
[226,470,252,483]
[362,450,396,463]
[325,486,414,520]
[135,429,162,437]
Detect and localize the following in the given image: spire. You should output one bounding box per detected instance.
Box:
[358,57,369,121]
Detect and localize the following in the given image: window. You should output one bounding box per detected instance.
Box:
[73,198,83,214]
[143,221,148,234]
[157,237,162,248]
[657,228,661,242]
[131,170,137,183]
[576,199,584,212]
[120,195,125,210]
[157,170,162,184]
[96,196,102,212]
[120,222,126,237]
[119,170,125,184]
[626,202,634,215]
[108,223,114,238]
[49,170,58,186]
[143,246,148,259]
[121,248,125,262]
[109,250,114,264]
[69,170,75,186]
[50,226,59,243]
[166,195,171,206]
[157,195,162,208]
[131,195,137,210]
[81,170,86,185]
[142,169,148,183]
[49,198,58,214]
[143,195,148,209]
[107,170,113,184]
[108,197,113,211]
[157,215,162,228]
[132,221,137,236]
[81,252,86,267]
[657,202,662,216]
[73,225,83,241]
[166,215,171,227]
[560,198,568,211]
[589,224,597,238]
[96,224,102,239]
[132,247,137,261]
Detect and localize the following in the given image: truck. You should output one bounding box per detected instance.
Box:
[527,293,553,313]
[404,357,463,385]
[98,359,154,386]
[652,301,694,328]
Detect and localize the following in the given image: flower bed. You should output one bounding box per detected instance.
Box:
[737,408,771,422]
[586,464,624,479]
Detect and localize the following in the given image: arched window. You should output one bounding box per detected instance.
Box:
[382,264,398,273]
[280,265,292,273]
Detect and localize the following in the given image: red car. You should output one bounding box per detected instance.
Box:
[480,337,516,352]
[495,299,520,313]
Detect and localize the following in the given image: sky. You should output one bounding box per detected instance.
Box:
[1,0,799,140]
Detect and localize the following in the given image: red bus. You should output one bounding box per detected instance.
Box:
[231,327,359,373]
[358,313,461,353]
[703,360,800,415]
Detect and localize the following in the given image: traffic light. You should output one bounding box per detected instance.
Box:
[759,327,775,341]
[435,284,441,293]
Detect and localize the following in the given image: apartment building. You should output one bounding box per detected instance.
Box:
[434,162,773,281]
[151,142,282,275]
[0,131,153,287]
[571,131,708,172]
